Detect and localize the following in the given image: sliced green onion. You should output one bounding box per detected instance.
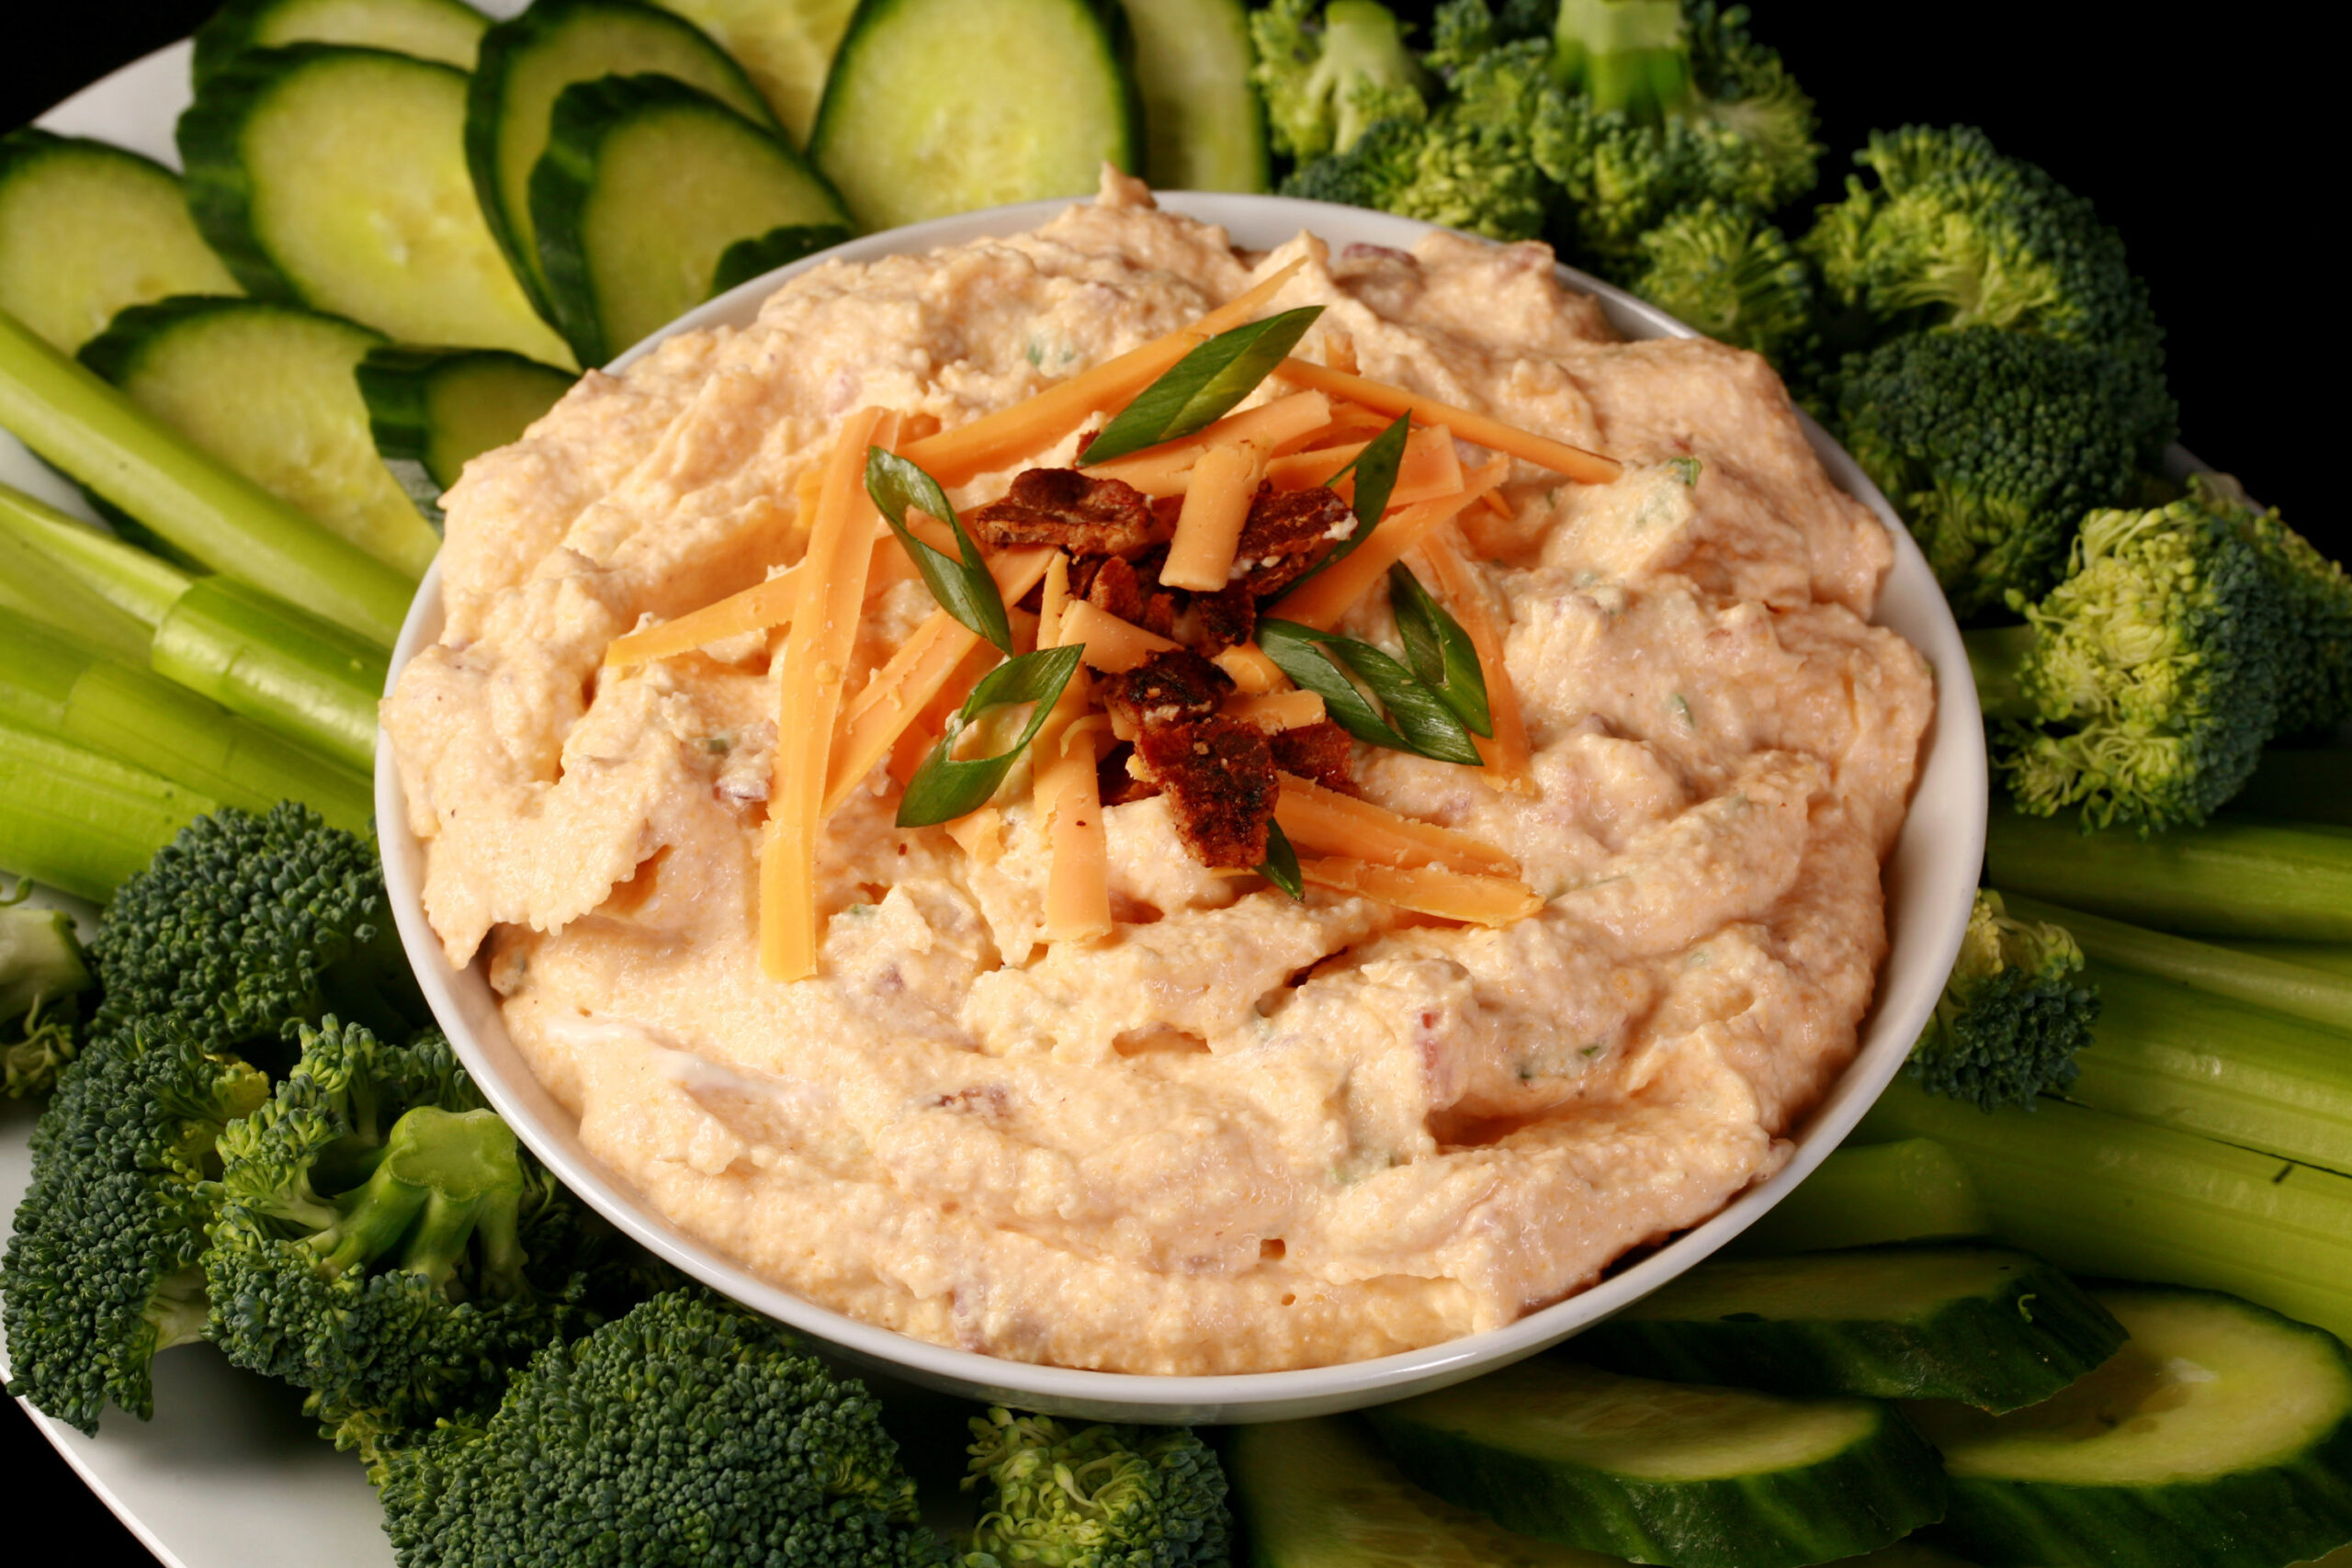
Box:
[1283,411,1411,596]
[865,446,1012,653]
[1387,562,1491,737]
[1259,818,1304,900]
[1257,617,1483,766]
[1080,306,1325,465]
[897,645,1084,827]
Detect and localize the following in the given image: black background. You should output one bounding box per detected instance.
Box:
[0,6,2333,1563]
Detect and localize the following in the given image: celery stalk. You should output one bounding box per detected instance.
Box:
[1986,805,2352,941]
[2005,891,2352,1034]
[1725,1138,1992,1257]
[0,309,413,646]
[0,613,84,730]
[2064,961,2352,1177]
[0,485,158,662]
[152,577,387,773]
[0,717,220,902]
[1859,1077,2352,1345]
[0,479,192,630]
[2229,942,2352,980]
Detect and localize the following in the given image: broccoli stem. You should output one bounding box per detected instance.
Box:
[1859,1078,2352,1347]
[0,717,220,902]
[0,309,412,648]
[0,896,90,1023]
[1986,805,2352,942]
[151,577,388,774]
[1961,624,2037,722]
[1724,1137,1992,1257]
[2228,748,2352,829]
[0,608,372,834]
[1552,0,1694,119]
[0,482,158,663]
[313,1106,528,1298]
[2003,891,2352,1035]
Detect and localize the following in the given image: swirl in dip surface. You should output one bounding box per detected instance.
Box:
[384,175,1934,1375]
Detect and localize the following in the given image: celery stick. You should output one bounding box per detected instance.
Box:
[0,484,157,661]
[2064,961,2352,1177]
[2005,891,2352,1035]
[69,665,372,834]
[0,307,412,646]
[1725,1138,1993,1257]
[2231,942,2352,980]
[0,611,84,730]
[0,479,191,629]
[1986,805,2352,941]
[152,576,387,772]
[0,716,220,902]
[1859,1077,2352,1345]
[2229,748,2352,829]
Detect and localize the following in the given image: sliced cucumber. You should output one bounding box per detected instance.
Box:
[1367,1357,1947,1568]
[811,0,1140,231]
[1576,1247,2125,1414]
[1914,1287,2352,1568]
[356,345,572,522]
[178,44,574,367]
[1231,1416,1635,1567]
[708,220,850,295]
[468,0,780,318]
[649,0,855,143]
[78,297,439,580]
[530,74,850,365]
[0,130,242,355]
[193,0,490,79]
[1120,0,1267,192]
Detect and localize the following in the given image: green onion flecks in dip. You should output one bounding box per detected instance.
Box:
[384,172,1933,1375]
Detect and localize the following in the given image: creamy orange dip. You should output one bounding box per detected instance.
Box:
[384,174,1933,1375]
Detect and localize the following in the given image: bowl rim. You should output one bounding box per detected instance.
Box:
[377,190,1985,1424]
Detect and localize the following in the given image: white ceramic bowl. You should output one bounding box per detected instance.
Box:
[379,193,1985,1424]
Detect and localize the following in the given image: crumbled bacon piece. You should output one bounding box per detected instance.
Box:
[1083,553,1180,638]
[1175,583,1255,654]
[969,468,1153,557]
[1131,716,1277,869]
[1097,741,1159,806]
[1231,484,1353,596]
[1101,649,1232,730]
[1270,721,1357,794]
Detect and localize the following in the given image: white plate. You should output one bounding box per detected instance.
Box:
[378,194,1984,1423]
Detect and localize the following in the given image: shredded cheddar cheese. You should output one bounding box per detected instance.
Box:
[1298,856,1543,927]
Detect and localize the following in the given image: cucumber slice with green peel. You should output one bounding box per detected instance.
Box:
[0,130,243,355]
[1729,1138,1996,1258]
[530,74,851,365]
[1915,1286,2352,1568]
[709,220,851,296]
[1230,1416,1636,1567]
[1367,1358,1947,1568]
[1120,0,1268,192]
[1577,1247,2125,1413]
[177,45,575,367]
[193,0,490,79]
[79,297,439,580]
[356,345,573,522]
[468,0,782,318]
[649,0,855,143]
[811,0,1140,231]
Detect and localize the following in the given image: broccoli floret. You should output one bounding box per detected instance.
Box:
[2,880,90,1097]
[203,1018,606,1457]
[1837,329,2141,618]
[1804,125,2173,461]
[1250,0,1433,163]
[1282,21,1555,241]
[1909,890,2099,1111]
[1532,0,1820,265]
[962,1406,1232,1568]
[1622,199,1814,362]
[1,1020,267,1431]
[373,1288,944,1567]
[2188,473,2352,739]
[89,801,425,1063]
[1970,492,2285,833]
